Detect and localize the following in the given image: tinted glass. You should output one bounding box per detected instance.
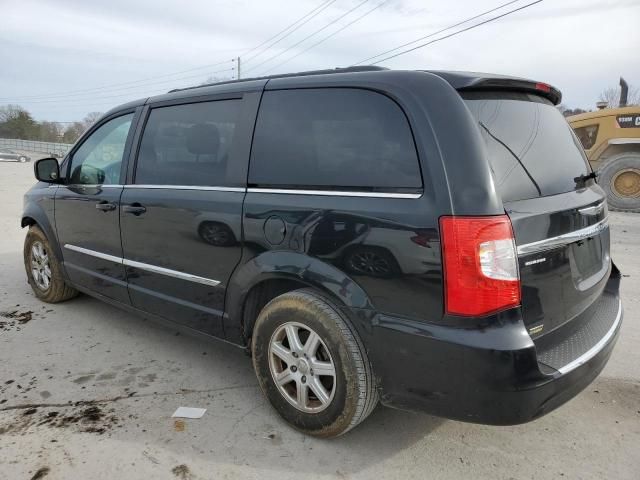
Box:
[135,100,241,186]
[574,124,599,150]
[250,89,421,190]
[463,92,590,202]
[69,114,133,185]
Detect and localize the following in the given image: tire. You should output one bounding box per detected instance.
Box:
[598,153,640,212]
[24,226,78,303]
[19,156,27,163]
[251,289,378,437]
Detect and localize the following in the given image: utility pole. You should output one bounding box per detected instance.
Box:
[236,56,241,79]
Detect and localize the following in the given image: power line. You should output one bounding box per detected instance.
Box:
[244,0,370,75]
[366,0,543,65]
[0,60,235,102]
[261,0,389,76]
[7,68,235,105]
[1,1,336,102]
[353,0,522,66]
[241,0,337,64]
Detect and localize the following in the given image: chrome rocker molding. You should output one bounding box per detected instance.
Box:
[247,187,422,199]
[64,244,221,287]
[556,298,623,375]
[517,217,609,255]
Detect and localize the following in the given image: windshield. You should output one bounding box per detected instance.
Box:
[463,91,590,202]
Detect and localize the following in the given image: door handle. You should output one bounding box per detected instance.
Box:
[122,203,147,216]
[95,201,117,212]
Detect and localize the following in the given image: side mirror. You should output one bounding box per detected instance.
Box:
[34,158,61,183]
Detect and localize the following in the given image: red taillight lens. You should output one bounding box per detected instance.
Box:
[535,82,551,93]
[439,215,520,316]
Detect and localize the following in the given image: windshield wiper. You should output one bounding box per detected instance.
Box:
[573,171,598,187]
[479,121,542,196]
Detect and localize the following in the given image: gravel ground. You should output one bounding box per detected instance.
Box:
[0,161,638,480]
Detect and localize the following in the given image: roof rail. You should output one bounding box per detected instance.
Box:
[167,65,388,93]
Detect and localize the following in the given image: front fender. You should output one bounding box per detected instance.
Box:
[223,250,374,343]
[22,184,63,262]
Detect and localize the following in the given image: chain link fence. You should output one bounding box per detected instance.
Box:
[0,138,73,157]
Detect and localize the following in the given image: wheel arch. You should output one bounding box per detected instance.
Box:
[223,251,374,345]
[21,207,63,262]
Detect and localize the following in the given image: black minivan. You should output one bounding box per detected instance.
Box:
[23,67,622,437]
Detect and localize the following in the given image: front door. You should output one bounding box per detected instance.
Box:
[119,97,255,336]
[55,111,137,304]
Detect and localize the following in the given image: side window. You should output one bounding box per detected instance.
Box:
[135,100,241,186]
[249,88,421,190]
[573,124,599,150]
[69,114,133,185]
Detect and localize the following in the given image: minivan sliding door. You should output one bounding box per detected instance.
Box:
[119,94,258,337]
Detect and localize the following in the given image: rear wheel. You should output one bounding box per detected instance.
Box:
[251,289,378,437]
[24,226,78,303]
[19,156,27,163]
[598,153,640,212]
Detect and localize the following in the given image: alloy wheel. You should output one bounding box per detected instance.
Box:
[30,241,51,291]
[268,322,336,413]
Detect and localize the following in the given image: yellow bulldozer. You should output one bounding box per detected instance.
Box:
[568,78,640,211]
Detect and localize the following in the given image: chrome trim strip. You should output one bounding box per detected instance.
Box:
[63,244,220,287]
[122,259,220,287]
[578,202,605,216]
[247,187,422,199]
[124,185,245,193]
[557,299,622,375]
[517,217,609,255]
[63,184,124,188]
[64,244,123,264]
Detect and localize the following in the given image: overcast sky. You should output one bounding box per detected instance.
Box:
[2,0,639,122]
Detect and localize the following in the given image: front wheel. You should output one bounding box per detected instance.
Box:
[19,156,27,163]
[251,289,378,437]
[598,153,640,212]
[24,226,78,303]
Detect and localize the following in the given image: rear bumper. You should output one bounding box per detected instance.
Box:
[359,282,622,425]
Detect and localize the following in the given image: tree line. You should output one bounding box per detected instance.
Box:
[0,105,102,144]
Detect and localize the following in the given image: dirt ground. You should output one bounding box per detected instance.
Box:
[0,160,638,480]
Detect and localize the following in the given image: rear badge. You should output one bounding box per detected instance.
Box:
[524,257,546,266]
[529,324,544,335]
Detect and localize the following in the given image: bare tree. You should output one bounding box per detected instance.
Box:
[0,104,28,123]
[599,84,640,108]
[62,122,86,144]
[39,121,63,142]
[82,111,103,130]
[558,104,589,117]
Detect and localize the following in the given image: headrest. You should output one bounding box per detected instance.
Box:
[186,123,220,155]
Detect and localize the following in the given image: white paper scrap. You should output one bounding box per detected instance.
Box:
[172,407,207,419]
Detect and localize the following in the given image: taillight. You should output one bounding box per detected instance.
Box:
[535,82,551,93]
[439,215,520,316]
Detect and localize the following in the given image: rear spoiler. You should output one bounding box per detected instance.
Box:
[459,78,562,105]
[425,71,562,105]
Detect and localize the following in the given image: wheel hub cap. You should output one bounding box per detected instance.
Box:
[268,322,337,413]
[612,168,640,198]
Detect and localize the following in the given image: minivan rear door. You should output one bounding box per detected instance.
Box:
[463,92,610,338]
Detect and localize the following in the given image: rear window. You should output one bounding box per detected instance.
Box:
[135,100,241,187]
[249,88,421,191]
[463,92,590,202]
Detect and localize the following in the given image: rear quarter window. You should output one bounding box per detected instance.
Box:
[249,88,422,191]
[463,91,590,202]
